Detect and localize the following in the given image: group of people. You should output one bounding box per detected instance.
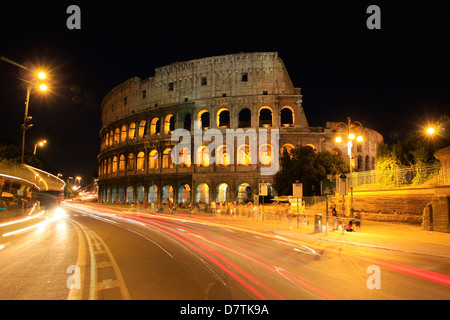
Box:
[331,204,361,232]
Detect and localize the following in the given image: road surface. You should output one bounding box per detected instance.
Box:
[1,202,450,301]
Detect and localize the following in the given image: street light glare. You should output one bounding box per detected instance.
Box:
[37,72,46,79]
[427,127,435,135]
[39,84,47,91]
[357,135,364,142]
[335,136,342,143]
[348,133,355,140]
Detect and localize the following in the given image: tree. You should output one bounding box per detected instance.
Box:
[273,146,348,196]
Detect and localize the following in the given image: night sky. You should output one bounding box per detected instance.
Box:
[1,1,449,183]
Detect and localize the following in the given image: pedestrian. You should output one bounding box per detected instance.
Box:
[332,204,338,230]
[355,212,361,232]
[346,220,354,232]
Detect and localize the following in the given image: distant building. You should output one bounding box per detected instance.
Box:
[97,52,382,204]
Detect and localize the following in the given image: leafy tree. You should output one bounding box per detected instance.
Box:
[273,146,348,196]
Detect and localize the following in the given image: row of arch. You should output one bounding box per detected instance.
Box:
[99,143,278,176]
[99,182,261,205]
[101,106,295,149]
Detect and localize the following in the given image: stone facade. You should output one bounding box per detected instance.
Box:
[97,52,383,205]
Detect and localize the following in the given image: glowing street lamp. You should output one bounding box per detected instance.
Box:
[0,56,49,163]
[427,127,435,135]
[334,116,364,217]
[33,139,47,155]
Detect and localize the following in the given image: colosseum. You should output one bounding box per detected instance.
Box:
[98,52,383,206]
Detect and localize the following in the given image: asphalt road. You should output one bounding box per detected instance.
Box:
[1,203,450,301]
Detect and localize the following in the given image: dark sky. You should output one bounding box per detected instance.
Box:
[1,1,449,183]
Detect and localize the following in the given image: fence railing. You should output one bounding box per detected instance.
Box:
[328,163,443,191]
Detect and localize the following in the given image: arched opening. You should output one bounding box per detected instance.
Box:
[119,154,126,171]
[178,147,191,167]
[164,114,175,135]
[112,156,118,173]
[136,185,144,203]
[137,151,145,171]
[162,185,174,204]
[357,155,363,170]
[281,143,295,157]
[148,185,158,204]
[138,120,147,139]
[178,184,191,204]
[163,148,174,168]
[258,107,272,127]
[280,107,294,127]
[217,145,230,165]
[331,148,343,159]
[149,150,159,170]
[237,144,251,165]
[216,183,231,203]
[126,186,134,204]
[118,186,125,203]
[259,144,272,166]
[127,153,135,171]
[306,144,318,154]
[365,155,370,171]
[121,125,127,142]
[196,146,210,167]
[109,130,113,146]
[237,183,252,204]
[196,183,209,204]
[128,123,136,140]
[114,128,120,144]
[217,108,230,128]
[238,108,251,128]
[197,110,210,129]
[151,118,161,135]
[111,188,117,203]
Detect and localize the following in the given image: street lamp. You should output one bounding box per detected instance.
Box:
[334,116,364,217]
[0,56,48,163]
[33,139,47,155]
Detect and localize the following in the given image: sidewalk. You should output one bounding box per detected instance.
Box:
[67,201,450,259]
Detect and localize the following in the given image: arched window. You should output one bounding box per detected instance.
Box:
[197,110,210,129]
[107,158,112,174]
[149,150,159,169]
[105,132,110,147]
[259,107,272,127]
[280,107,294,127]
[237,145,251,165]
[151,117,160,135]
[121,125,127,142]
[126,186,134,204]
[238,108,251,128]
[112,156,118,173]
[138,120,147,139]
[128,123,136,140]
[103,159,107,175]
[365,155,371,171]
[109,130,114,146]
[217,108,230,128]
[163,148,174,168]
[162,185,174,204]
[148,185,158,204]
[164,114,175,135]
[217,145,230,165]
[114,128,120,144]
[127,153,135,171]
[137,151,145,171]
[306,144,318,153]
[178,147,191,167]
[119,154,125,171]
[357,155,363,170]
[196,146,210,167]
[196,183,209,204]
[259,144,272,166]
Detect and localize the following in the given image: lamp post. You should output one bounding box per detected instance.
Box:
[334,116,364,217]
[0,56,48,163]
[33,139,47,155]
